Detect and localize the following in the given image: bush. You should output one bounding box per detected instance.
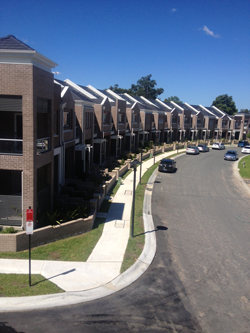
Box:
[45,205,90,227]
[0,226,18,234]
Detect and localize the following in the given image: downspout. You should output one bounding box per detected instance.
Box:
[60,102,66,186]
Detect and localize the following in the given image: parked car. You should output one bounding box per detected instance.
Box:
[186,146,200,155]
[224,150,238,161]
[238,140,249,147]
[212,142,225,150]
[158,159,176,173]
[198,144,209,152]
[241,145,250,154]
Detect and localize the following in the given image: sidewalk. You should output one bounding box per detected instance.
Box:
[0,150,181,312]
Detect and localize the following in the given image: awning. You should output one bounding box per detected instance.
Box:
[75,144,92,151]
[94,138,106,144]
[126,133,136,136]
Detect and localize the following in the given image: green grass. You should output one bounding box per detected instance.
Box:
[0,218,105,261]
[0,274,64,297]
[238,155,250,179]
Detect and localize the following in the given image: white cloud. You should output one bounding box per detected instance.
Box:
[202,25,220,38]
[171,8,177,13]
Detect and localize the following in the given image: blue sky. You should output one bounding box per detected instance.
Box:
[1,0,249,110]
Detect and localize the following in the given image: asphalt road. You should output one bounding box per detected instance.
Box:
[152,147,250,333]
[1,147,249,333]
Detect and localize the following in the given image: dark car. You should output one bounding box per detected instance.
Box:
[224,150,238,161]
[238,140,249,147]
[158,159,176,173]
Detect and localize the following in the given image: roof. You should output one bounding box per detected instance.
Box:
[0,35,34,50]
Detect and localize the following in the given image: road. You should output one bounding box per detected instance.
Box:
[1,147,249,333]
[152,147,250,333]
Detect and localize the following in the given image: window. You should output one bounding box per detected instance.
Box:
[132,114,138,123]
[172,117,177,124]
[119,113,123,123]
[184,117,190,125]
[103,113,109,124]
[64,111,71,128]
[159,117,163,124]
[37,98,51,113]
[54,110,59,135]
[197,118,202,125]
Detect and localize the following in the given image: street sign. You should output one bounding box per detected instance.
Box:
[26,221,33,235]
[26,209,33,222]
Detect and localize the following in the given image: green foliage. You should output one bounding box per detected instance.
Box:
[108,74,164,99]
[212,94,237,115]
[0,227,18,234]
[45,205,89,227]
[164,96,183,103]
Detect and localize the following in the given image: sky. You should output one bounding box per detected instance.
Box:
[1,0,249,110]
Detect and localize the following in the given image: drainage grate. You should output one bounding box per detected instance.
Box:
[124,190,132,195]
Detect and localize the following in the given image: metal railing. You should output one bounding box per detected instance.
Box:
[0,138,23,154]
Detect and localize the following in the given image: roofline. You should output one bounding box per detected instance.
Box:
[199,105,218,118]
[64,79,97,100]
[124,93,140,104]
[170,101,184,111]
[212,105,232,120]
[87,85,114,102]
[155,99,172,110]
[0,49,58,72]
[106,89,125,101]
[184,102,199,115]
[140,96,158,107]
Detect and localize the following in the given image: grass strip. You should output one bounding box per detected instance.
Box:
[0,218,105,261]
[238,155,250,179]
[0,274,64,297]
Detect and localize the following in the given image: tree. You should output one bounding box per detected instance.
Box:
[164,96,183,104]
[240,109,250,113]
[108,75,164,99]
[212,94,237,115]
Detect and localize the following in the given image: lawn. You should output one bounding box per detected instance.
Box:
[0,274,64,297]
[238,155,250,179]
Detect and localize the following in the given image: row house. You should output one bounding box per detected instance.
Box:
[233,111,250,140]
[0,35,58,228]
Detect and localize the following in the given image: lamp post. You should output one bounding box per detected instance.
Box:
[131,159,137,238]
[140,148,142,185]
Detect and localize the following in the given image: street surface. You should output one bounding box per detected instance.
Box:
[1,147,249,333]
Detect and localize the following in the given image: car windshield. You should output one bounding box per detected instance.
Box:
[227,151,236,155]
[244,146,250,149]
[161,161,172,165]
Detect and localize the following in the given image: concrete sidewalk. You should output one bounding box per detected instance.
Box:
[0,150,181,312]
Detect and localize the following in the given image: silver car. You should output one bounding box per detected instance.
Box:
[241,145,250,154]
[198,144,209,152]
[224,150,238,161]
[186,146,200,155]
[212,142,225,150]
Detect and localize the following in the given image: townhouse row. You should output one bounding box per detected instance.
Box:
[1,35,249,229]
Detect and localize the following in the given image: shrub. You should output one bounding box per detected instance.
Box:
[0,227,18,234]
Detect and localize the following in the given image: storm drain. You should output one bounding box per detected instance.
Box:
[124,190,132,195]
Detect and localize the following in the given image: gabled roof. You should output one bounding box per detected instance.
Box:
[0,35,34,50]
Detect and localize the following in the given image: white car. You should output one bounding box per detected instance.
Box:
[241,145,250,154]
[212,142,225,150]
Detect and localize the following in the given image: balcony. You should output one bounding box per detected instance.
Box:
[0,138,23,155]
[37,137,50,154]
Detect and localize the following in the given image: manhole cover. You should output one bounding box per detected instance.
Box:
[115,220,125,228]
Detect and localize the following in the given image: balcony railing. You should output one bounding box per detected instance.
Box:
[0,138,23,155]
[37,137,50,153]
